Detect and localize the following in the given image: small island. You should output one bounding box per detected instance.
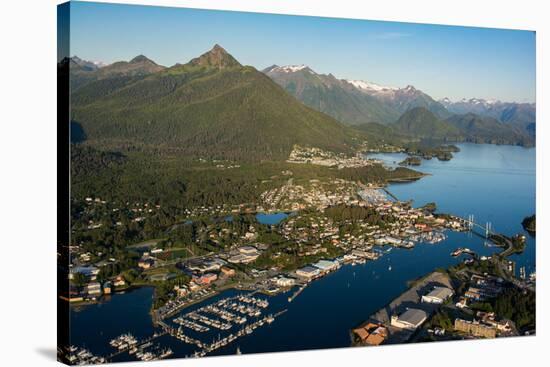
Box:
[405,144,460,162]
[522,214,536,234]
[399,156,422,166]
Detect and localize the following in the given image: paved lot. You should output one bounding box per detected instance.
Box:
[367,271,453,344]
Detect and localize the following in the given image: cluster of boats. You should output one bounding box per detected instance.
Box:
[174,295,270,334]
[186,312,282,358]
[235,295,269,308]
[165,294,282,357]
[108,332,174,362]
[519,267,536,282]
[133,344,173,362]
[65,346,106,365]
[174,317,210,332]
[109,333,137,351]
[222,299,265,317]
[204,305,247,324]
[188,312,233,330]
[410,231,447,244]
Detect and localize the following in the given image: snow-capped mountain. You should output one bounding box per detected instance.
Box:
[263,64,316,74]
[264,64,452,122]
[263,65,400,124]
[346,81,451,119]
[71,56,108,71]
[92,60,109,68]
[264,63,534,138]
[440,97,502,110]
[345,79,397,93]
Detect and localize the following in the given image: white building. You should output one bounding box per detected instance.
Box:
[422,287,454,304]
[296,266,320,279]
[391,309,428,330]
[275,277,296,287]
[239,246,259,255]
[313,259,338,272]
[228,253,259,264]
[87,282,102,295]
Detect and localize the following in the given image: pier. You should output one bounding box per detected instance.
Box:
[288,283,307,303]
[382,187,399,201]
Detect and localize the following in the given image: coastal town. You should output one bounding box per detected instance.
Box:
[287,145,380,168]
[65,176,462,308]
[61,154,536,363]
[60,142,536,364]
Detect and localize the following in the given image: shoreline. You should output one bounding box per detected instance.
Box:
[352,270,453,346]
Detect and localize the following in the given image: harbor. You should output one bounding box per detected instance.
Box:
[156,293,289,358]
[68,143,535,361]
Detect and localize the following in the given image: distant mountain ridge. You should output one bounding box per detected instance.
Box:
[264,63,535,145]
[390,107,533,146]
[264,65,451,125]
[68,50,536,151]
[348,82,451,120]
[70,45,365,161]
[70,54,165,91]
[440,97,536,138]
[71,56,108,71]
[445,113,533,146]
[263,65,400,125]
[393,107,460,139]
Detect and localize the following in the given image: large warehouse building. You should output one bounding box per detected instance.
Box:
[390,308,428,330]
[421,286,454,304]
[296,266,321,279]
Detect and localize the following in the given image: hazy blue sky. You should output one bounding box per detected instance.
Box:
[67,1,536,102]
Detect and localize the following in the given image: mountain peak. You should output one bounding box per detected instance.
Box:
[70,55,102,71]
[130,55,155,64]
[265,64,315,74]
[190,44,241,69]
[262,64,280,73]
[212,44,225,52]
[345,79,397,92]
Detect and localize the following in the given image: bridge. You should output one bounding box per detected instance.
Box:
[460,214,517,257]
[461,214,495,239]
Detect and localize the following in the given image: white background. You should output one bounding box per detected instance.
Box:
[0,0,547,366]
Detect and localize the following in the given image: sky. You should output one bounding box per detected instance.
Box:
[65,1,536,103]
